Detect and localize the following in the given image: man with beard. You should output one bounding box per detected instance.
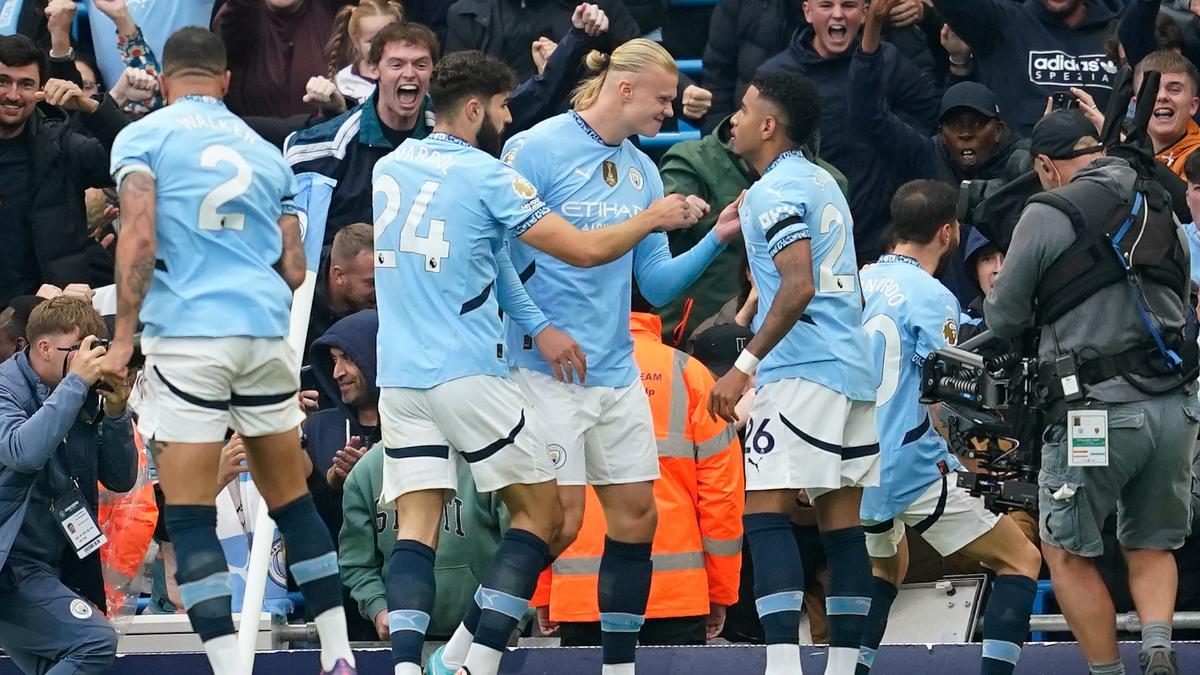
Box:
[102,27,357,675]
[756,0,939,263]
[306,310,383,541]
[372,49,706,675]
[305,223,378,361]
[855,181,1041,675]
[1134,50,1200,180]
[432,38,736,675]
[932,0,1123,137]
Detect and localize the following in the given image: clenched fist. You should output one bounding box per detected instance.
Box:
[646,193,710,232]
[682,85,712,120]
[572,2,610,36]
[303,76,348,114]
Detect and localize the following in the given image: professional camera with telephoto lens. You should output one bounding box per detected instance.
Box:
[920,330,1044,514]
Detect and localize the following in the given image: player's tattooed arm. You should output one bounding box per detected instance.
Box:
[275,214,306,291]
[101,170,157,380]
[114,172,157,342]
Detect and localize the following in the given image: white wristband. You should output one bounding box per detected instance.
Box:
[733,350,760,376]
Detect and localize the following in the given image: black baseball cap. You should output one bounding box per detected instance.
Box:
[939,82,1001,122]
[1031,109,1104,160]
[689,323,754,377]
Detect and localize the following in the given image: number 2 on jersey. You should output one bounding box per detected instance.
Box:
[374,175,451,273]
[198,144,252,231]
[818,203,855,294]
[864,314,901,406]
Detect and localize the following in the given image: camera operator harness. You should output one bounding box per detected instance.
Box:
[929,69,1198,512]
[1029,175,1197,408]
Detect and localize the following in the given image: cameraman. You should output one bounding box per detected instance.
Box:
[0,296,138,674]
[986,110,1199,675]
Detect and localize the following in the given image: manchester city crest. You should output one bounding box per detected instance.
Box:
[547,444,567,469]
[70,599,93,620]
[629,167,644,191]
[602,160,619,187]
[269,538,289,588]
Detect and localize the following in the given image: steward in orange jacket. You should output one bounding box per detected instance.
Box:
[542,312,745,644]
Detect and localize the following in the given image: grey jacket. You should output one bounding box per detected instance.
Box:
[985,157,1191,403]
[0,352,137,605]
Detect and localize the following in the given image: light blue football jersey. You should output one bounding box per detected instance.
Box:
[502,111,723,388]
[1184,221,1200,285]
[373,132,551,389]
[109,95,298,338]
[738,150,875,400]
[860,255,964,522]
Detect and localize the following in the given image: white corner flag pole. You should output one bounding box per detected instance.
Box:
[238,174,335,674]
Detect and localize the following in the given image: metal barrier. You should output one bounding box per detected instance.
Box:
[1030,612,1200,634]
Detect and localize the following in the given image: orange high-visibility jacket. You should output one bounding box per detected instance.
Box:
[99,421,157,617]
[544,313,745,622]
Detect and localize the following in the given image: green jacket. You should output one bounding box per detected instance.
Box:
[657,117,850,345]
[338,444,508,638]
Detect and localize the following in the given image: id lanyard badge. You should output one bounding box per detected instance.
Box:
[51,481,108,559]
[1067,409,1109,467]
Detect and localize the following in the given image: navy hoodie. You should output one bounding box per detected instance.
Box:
[758,30,940,262]
[305,309,382,540]
[933,0,1125,137]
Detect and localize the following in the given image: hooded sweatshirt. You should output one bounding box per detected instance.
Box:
[758,30,940,262]
[305,309,382,539]
[932,0,1123,137]
[960,227,998,323]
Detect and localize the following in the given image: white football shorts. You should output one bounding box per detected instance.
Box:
[864,474,1000,558]
[137,336,304,443]
[378,374,556,502]
[744,377,880,498]
[512,368,659,487]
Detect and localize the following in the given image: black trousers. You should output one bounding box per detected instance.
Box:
[558,615,707,646]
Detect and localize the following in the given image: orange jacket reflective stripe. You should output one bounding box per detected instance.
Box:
[545,313,744,622]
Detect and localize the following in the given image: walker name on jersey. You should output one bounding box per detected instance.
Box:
[177,114,260,144]
[862,275,906,307]
[562,200,643,222]
[756,203,804,232]
[393,142,458,175]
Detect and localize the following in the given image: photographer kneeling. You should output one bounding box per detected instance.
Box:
[986,109,1199,675]
[0,297,138,674]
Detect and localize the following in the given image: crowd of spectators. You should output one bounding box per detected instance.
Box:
[7,0,1200,663]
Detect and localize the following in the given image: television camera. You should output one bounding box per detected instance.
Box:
[920,330,1043,514]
